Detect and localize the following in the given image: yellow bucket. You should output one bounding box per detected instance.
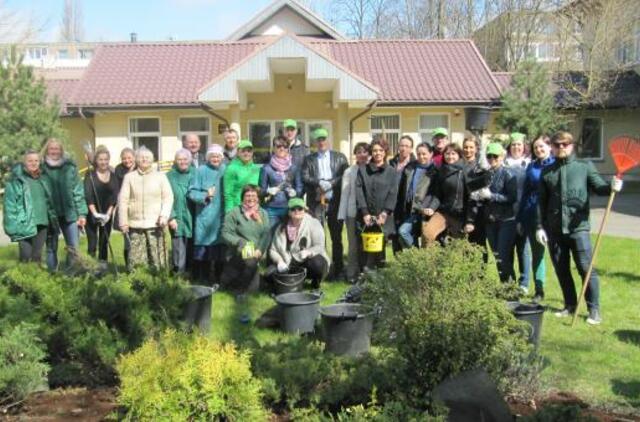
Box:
[361,229,384,253]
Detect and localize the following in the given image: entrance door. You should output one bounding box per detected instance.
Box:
[247,120,332,164]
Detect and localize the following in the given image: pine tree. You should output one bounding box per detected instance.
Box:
[0,46,68,186]
[496,60,564,140]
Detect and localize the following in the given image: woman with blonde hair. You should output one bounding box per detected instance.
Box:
[118,147,174,271]
[41,137,87,271]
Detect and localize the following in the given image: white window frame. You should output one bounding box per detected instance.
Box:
[370,114,401,153]
[178,115,211,151]
[128,116,162,161]
[531,42,559,62]
[579,116,604,161]
[418,113,451,144]
[78,48,93,59]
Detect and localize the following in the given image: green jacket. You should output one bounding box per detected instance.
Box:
[223,158,261,214]
[41,158,88,223]
[3,164,56,241]
[167,165,195,238]
[188,162,224,247]
[537,154,610,234]
[221,205,271,256]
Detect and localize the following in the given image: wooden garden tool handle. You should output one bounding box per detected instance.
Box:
[571,190,616,327]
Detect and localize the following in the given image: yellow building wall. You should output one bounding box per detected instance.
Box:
[61,116,94,163]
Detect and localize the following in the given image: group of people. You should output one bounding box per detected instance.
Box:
[3,121,623,324]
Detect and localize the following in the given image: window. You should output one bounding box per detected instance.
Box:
[579,117,602,160]
[531,42,558,62]
[129,117,161,160]
[57,49,69,59]
[419,114,450,144]
[370,115,400,154]
[248,120,332,164]
[79,49,93,59]
[26,47,47,60]
[179,116,209,156]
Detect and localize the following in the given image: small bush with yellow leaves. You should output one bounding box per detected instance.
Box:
[116,329,266,421]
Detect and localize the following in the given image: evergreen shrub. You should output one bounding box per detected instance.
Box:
[116,329,266,421]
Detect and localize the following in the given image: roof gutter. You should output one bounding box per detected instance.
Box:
[349,100,377,159]
[200,102,230,128]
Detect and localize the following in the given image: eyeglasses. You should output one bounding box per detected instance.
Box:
[553,142,572,148]
[486,154,499,159]
[289,206,304,212]
[275,144,288,149]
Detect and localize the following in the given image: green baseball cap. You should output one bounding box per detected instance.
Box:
[312,127,329,140]
[288,197,306,209]
[486,142,505,156]
[283,119,297,129]
[238,139,253,150]
[510,132,526,144]
[432,127,448,138]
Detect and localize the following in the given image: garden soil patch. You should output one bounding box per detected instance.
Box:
[4,388,117,421]
[509,391,640,421]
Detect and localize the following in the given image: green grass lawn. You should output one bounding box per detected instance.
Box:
[1,231,638,411]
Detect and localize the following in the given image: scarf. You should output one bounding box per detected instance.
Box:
[270,154,292,177]
[242,203,261,222]
[286,220,300,243]
[224,147,237,161]
[45,156,64,168]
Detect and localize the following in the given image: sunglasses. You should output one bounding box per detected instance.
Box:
[289,206,304,212]
[553,142,572,148]
[275,144,288,149]
[486,154,499,159]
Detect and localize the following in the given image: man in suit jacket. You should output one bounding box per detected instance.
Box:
[301,128,349,280]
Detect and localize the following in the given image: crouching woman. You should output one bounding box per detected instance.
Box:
[269,198,330,288]
[3,150,56,263]
[221,185,271,293]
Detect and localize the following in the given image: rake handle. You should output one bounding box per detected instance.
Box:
[571,190,616,327]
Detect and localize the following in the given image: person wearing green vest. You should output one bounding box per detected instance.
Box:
[167,149,196,274]
[40,138,88,271]
[536,131,623,325]
[188,144,225,283]
[3,150,56,263]
[223,140,260,214]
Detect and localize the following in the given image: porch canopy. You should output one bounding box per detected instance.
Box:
[197,34,379,110]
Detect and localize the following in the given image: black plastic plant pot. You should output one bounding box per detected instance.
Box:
[507,301,545,349]
[273,268,307,295]
[184,284,218,335]
[320,303,376,356]
[273,291,322,334]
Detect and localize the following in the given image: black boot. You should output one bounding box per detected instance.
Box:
[533,287,544,303]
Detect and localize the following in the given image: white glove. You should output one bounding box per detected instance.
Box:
[286,188,297,198]
[469,190,480,201]
[267,186,279,196]
[477,187,492,200]
[101,213,111,224]
[299,250,312,260]
[319,180,332,192]
[611,177,623,193]
[535,229,548,245]
[277,262,289,273]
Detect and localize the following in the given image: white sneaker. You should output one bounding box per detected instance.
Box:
[586,309,602,325]
[554,308,573,317]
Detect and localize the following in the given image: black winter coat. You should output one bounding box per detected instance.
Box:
[424,162,469,220]
[356,162,399,235]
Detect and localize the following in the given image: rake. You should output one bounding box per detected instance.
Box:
[572,135,640,326]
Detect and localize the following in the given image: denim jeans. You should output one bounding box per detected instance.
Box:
[266,207,288,231]
[398,215,420,248]
[524,225,546,291]
[46,218,80,271]
[485,219,517,283]
[514,232,532,289]
[548,231,599,311]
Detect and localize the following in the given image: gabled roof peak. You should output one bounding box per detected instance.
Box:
[227,0,344,41]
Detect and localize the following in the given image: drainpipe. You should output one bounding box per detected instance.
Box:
[349,100,377,158]
[200,102,230,131]
[78,107,96,138]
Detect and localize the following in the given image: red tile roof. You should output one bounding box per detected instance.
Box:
[313,39,502,103]
[60,38,501,108]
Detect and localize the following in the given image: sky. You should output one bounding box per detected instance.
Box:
[7,0,332,43]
